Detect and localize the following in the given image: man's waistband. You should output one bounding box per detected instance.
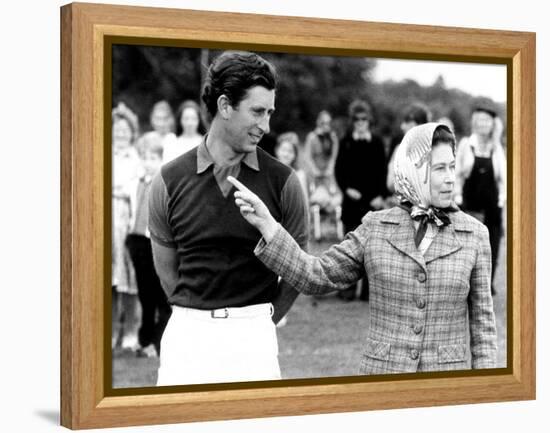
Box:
[172,303,274,319]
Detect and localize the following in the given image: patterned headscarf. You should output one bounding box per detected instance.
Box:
[394,122,458,247]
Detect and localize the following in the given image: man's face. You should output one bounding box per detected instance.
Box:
[429,143,456,208]
[225,86,275,154]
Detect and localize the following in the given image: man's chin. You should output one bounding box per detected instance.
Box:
[244,141,259,151]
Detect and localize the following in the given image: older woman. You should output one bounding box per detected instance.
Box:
[229,122,497,374]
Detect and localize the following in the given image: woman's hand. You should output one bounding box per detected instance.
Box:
[227,176,279,243]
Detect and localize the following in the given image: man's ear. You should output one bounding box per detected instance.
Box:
[217,95,232,120]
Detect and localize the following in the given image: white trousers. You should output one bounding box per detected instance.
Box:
[157,303,281,386]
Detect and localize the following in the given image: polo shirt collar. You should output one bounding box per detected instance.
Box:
[196,137,260,173]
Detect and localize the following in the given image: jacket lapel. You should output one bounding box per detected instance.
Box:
[383,207,467,267]
[383,208,427,271]
[423,224,462,264]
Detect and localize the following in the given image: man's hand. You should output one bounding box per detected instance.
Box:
[228,176,279,242]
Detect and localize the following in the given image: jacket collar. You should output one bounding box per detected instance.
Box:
[381,207,470,267]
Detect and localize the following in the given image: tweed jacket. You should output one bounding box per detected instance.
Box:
[255,206,497,374]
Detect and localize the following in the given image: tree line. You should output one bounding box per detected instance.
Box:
[113,45,506,146]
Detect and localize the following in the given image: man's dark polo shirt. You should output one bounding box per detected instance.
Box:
[148,140,309,310]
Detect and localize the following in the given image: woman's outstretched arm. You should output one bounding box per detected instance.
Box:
[228,176,366,295]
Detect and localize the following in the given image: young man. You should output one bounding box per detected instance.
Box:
[148,51,309,385]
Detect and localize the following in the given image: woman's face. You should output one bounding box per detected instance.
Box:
[112,118,133,150]
[317,113,332,134]
[180,107,200,134]
[151,107,173,136]
[430,142,455,208]
[471,111,494,137]
[275,140,296,167]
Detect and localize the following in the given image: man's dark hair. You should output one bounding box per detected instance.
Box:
[403,102,431,125]
[348,99,374,122]
[201,51,277,118]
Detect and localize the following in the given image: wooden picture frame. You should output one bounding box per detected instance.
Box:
[60,2,535,429]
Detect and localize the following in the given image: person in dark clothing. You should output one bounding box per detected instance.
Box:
[334,100,387,301]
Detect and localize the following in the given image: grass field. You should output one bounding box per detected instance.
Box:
[113,220,507,388]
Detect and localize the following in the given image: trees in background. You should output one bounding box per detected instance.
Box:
[112,45,505,146]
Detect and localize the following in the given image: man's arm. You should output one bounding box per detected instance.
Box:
[148,171,178,297]
[271,280,299,324]
[151,241,179,298]
[271,171,310,323]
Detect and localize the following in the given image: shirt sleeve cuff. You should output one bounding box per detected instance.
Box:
[254,223,283,256]
[149,231,177,248]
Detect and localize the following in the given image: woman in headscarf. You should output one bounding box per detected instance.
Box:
[228,123,497,374]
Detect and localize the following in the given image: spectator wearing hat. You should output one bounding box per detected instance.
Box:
[455,99,506,295]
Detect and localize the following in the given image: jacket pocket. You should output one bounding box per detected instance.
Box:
[363,337,391,361]
[438,343,466,363]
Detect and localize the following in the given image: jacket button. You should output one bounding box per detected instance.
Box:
[413,324,423,334]
[416,299,426,309]
[410,349,419,360]
[417,272,426,283]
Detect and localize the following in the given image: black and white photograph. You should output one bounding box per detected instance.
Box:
[110,44,508,389]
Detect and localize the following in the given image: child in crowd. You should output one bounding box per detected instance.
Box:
[125,139,172,357]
